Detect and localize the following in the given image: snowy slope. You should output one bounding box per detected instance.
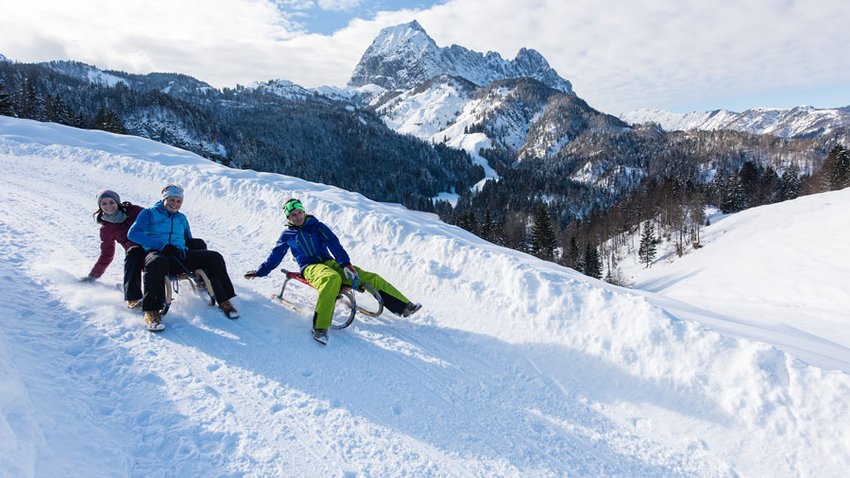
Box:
[626,191,850,372]
[1,117,849,477]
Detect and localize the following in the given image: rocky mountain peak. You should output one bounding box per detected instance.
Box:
[366,20,436,58]
[349,21,574,95]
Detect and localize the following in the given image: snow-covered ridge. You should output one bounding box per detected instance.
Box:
[622,105,850,138]
[246,79,317,101]
[1,116,848,476]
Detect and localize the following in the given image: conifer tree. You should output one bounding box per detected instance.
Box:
[582,243,602,279]
[47,95,74,125]
[779,165,801,201]
[93,107,127,134]
[720,173,746,213]
[0,83,13,117]
[530,204,557,261]
[638,220,658,268]
[454,211,478,235]
[479,209,496,242]
[15,79,38,119]
[564,236,581,269]
[824,145,850,190]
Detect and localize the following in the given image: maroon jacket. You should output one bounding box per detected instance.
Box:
[88,204,144,278]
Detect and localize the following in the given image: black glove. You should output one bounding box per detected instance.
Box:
[161,244,180,257]
[244,270,259,279]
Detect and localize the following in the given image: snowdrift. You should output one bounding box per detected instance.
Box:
[1,116,848,477]
[631,186,850,372]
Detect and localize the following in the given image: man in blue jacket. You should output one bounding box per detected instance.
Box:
[129,184,239,331]
[245,198,421,345]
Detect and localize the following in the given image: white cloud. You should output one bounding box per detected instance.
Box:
[406,0,850,112]
[317,0,364,11]
[1,0,847,113]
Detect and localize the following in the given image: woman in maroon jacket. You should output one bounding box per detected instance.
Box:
[80,190,146,308]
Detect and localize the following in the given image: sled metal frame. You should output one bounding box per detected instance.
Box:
[160,269,215,316]
[274,268,384,330]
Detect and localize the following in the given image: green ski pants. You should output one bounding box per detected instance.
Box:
[302,260,410,330]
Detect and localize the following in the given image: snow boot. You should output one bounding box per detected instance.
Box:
[127,299,142,309]
[312,328,329,345]
[219,300,240,320]
[401,302,422,318]
[144,310,165,332]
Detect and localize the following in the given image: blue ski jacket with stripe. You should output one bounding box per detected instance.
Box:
[128,200,193,252]
[255,215,351,277]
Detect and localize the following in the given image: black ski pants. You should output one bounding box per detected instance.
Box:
[123,246,146,301]
[141,249,236,311]
[124,239,205,302]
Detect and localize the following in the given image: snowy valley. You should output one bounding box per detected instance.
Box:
[1,116,849,477]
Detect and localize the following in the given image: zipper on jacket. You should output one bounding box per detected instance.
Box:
[297,230,315,257]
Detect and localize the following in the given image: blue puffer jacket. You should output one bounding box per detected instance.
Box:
[256,215,351,277]
[128,201,193,252]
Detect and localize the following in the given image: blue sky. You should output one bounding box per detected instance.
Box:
[285,1,444,35]
[1,0,847,114]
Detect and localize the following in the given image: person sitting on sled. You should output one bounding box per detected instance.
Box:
[80,190,146,309]
[128,184,239,331]
[244,198,421,344]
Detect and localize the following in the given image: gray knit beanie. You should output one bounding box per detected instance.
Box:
[161,184,184,201]
[96,190,121,207]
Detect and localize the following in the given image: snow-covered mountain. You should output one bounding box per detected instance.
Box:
[246,78,319,101]
[2,115,850,477]
[622,105,850,138]
[337,21,625,181]
[349,20,573,95]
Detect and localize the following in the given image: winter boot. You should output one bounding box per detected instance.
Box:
[144,310,165,332]
[401,302,422,318]
[312,328,329,345]
[127,299,142,309]
[219,300,240,320]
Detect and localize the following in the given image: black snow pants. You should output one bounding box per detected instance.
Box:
[141,246,235,312]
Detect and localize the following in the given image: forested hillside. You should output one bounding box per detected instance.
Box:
[0,60,483,210]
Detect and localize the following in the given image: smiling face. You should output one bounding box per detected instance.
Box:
[163,195,183,213]
[288,208,306,226]
[99,197,119,215]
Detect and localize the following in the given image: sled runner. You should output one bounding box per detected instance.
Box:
[273,268,384,330]
[160,268,216,316]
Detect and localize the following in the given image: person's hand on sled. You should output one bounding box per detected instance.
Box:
[161,244,185,258]
[343,264,359,283]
